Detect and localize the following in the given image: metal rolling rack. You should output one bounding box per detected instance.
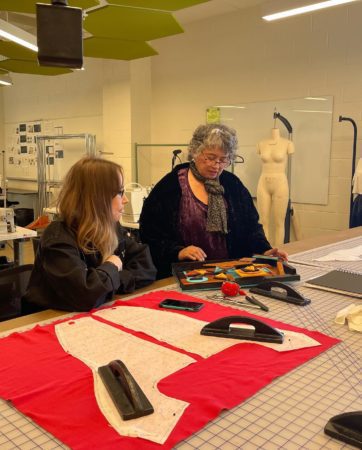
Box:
[37,133,96,215]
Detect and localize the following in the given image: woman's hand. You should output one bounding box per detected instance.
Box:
[264,247,288,261]
[178,246,207,262]
[106,255,123,271]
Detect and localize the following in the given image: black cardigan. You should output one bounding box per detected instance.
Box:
[139,163,271,279]
[23,221,156,312]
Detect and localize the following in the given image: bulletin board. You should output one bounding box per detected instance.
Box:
[4,120,56,181]
[207,96,333,205]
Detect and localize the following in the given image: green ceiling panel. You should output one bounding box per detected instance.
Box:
[0,59,71,75]
[108,0,209,11]
[0,41,36,61]
[84,37,157,60]
[0,0,99,14]
[84,5,183,41]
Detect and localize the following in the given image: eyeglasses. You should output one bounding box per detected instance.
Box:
[201,152,231,167]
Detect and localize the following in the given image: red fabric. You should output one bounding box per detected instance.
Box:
[0,290,339,450]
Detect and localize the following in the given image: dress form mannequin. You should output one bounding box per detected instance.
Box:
[256,128,294,246]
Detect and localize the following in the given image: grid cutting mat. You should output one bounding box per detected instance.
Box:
[173,262,361,449]
[289,235,362,273]
[0,244,361,449]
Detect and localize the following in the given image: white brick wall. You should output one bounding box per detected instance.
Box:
[1,2,362,240]
[150,2,362,239]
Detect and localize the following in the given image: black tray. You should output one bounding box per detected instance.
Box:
[172,256,300,291]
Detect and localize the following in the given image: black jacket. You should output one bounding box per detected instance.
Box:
[23,221,156,312]
[139,163,271,279]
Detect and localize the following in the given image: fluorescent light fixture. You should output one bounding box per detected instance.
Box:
[304,97,328,100]
[0,72,12,86]
[262,0,358,21]
[216,105,246,109]
[0,18,38,52]
[293,109,332,113]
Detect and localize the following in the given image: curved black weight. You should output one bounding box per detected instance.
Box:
[200,315,284,344]
[250,280,311,305]
[324,411,362,448]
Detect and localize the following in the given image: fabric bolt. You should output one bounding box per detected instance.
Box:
[55,317,194,444]
[0,290,340,450]
[178,168,228,260]
[94,306,321,355]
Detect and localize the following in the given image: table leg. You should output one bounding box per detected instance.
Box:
[13,240,23,266]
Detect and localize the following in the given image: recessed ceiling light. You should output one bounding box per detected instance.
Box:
[262,0,358,21]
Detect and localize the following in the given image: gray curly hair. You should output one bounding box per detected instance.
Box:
[188,123,238,162]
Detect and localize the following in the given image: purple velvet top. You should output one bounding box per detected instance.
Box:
[178,168,229,260]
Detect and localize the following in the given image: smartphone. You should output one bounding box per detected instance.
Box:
[159,299,204,312]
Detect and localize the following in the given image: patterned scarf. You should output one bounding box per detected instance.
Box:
[189,160,228,234]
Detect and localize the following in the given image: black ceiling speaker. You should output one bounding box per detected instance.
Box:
[36,0,83,69]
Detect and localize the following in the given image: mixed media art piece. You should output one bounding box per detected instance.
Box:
[172,255,300,291]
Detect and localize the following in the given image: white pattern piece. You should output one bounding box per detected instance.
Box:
[55,317,195,444]
[313,245,362,262]
[94,306,321,355]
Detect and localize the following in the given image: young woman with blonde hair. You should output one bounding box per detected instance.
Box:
[23,157,156,312]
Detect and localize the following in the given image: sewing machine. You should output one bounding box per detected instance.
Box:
[123,183,150,224]
[0,208,16,234]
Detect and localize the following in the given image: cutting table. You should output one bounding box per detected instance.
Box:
[0,227,361,449]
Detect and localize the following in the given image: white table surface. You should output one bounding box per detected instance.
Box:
[0,226,37,241]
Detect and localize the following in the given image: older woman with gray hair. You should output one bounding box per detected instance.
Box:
[140,123,286,279]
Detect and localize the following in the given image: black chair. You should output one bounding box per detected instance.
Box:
[0,264,33,322]
[32,236,41,256]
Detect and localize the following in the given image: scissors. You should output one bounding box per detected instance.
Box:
[206,294,269,311]
[206,294,260,310]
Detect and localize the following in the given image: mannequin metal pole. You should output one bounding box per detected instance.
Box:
[339,115,357,228]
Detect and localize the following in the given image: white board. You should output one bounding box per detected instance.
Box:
[211,96,333,205]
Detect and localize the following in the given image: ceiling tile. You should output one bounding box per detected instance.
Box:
[107,0,210,11]
[0,41,36,61]
[84,37,157,60]
[0,0,99,14]
[0,59,71,75]
[84,5,183,41]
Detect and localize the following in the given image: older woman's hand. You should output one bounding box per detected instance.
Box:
[264,247,288,261]
[178,246,207,262]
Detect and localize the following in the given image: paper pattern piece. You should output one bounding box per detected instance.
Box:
[313,245,362,262]
[55,317,195,444]
[94,306,321,355]
[0,291,341,450]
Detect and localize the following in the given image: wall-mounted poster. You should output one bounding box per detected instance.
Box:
[5,120,53,180]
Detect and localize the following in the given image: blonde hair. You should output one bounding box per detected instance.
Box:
[57,157,123,261]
